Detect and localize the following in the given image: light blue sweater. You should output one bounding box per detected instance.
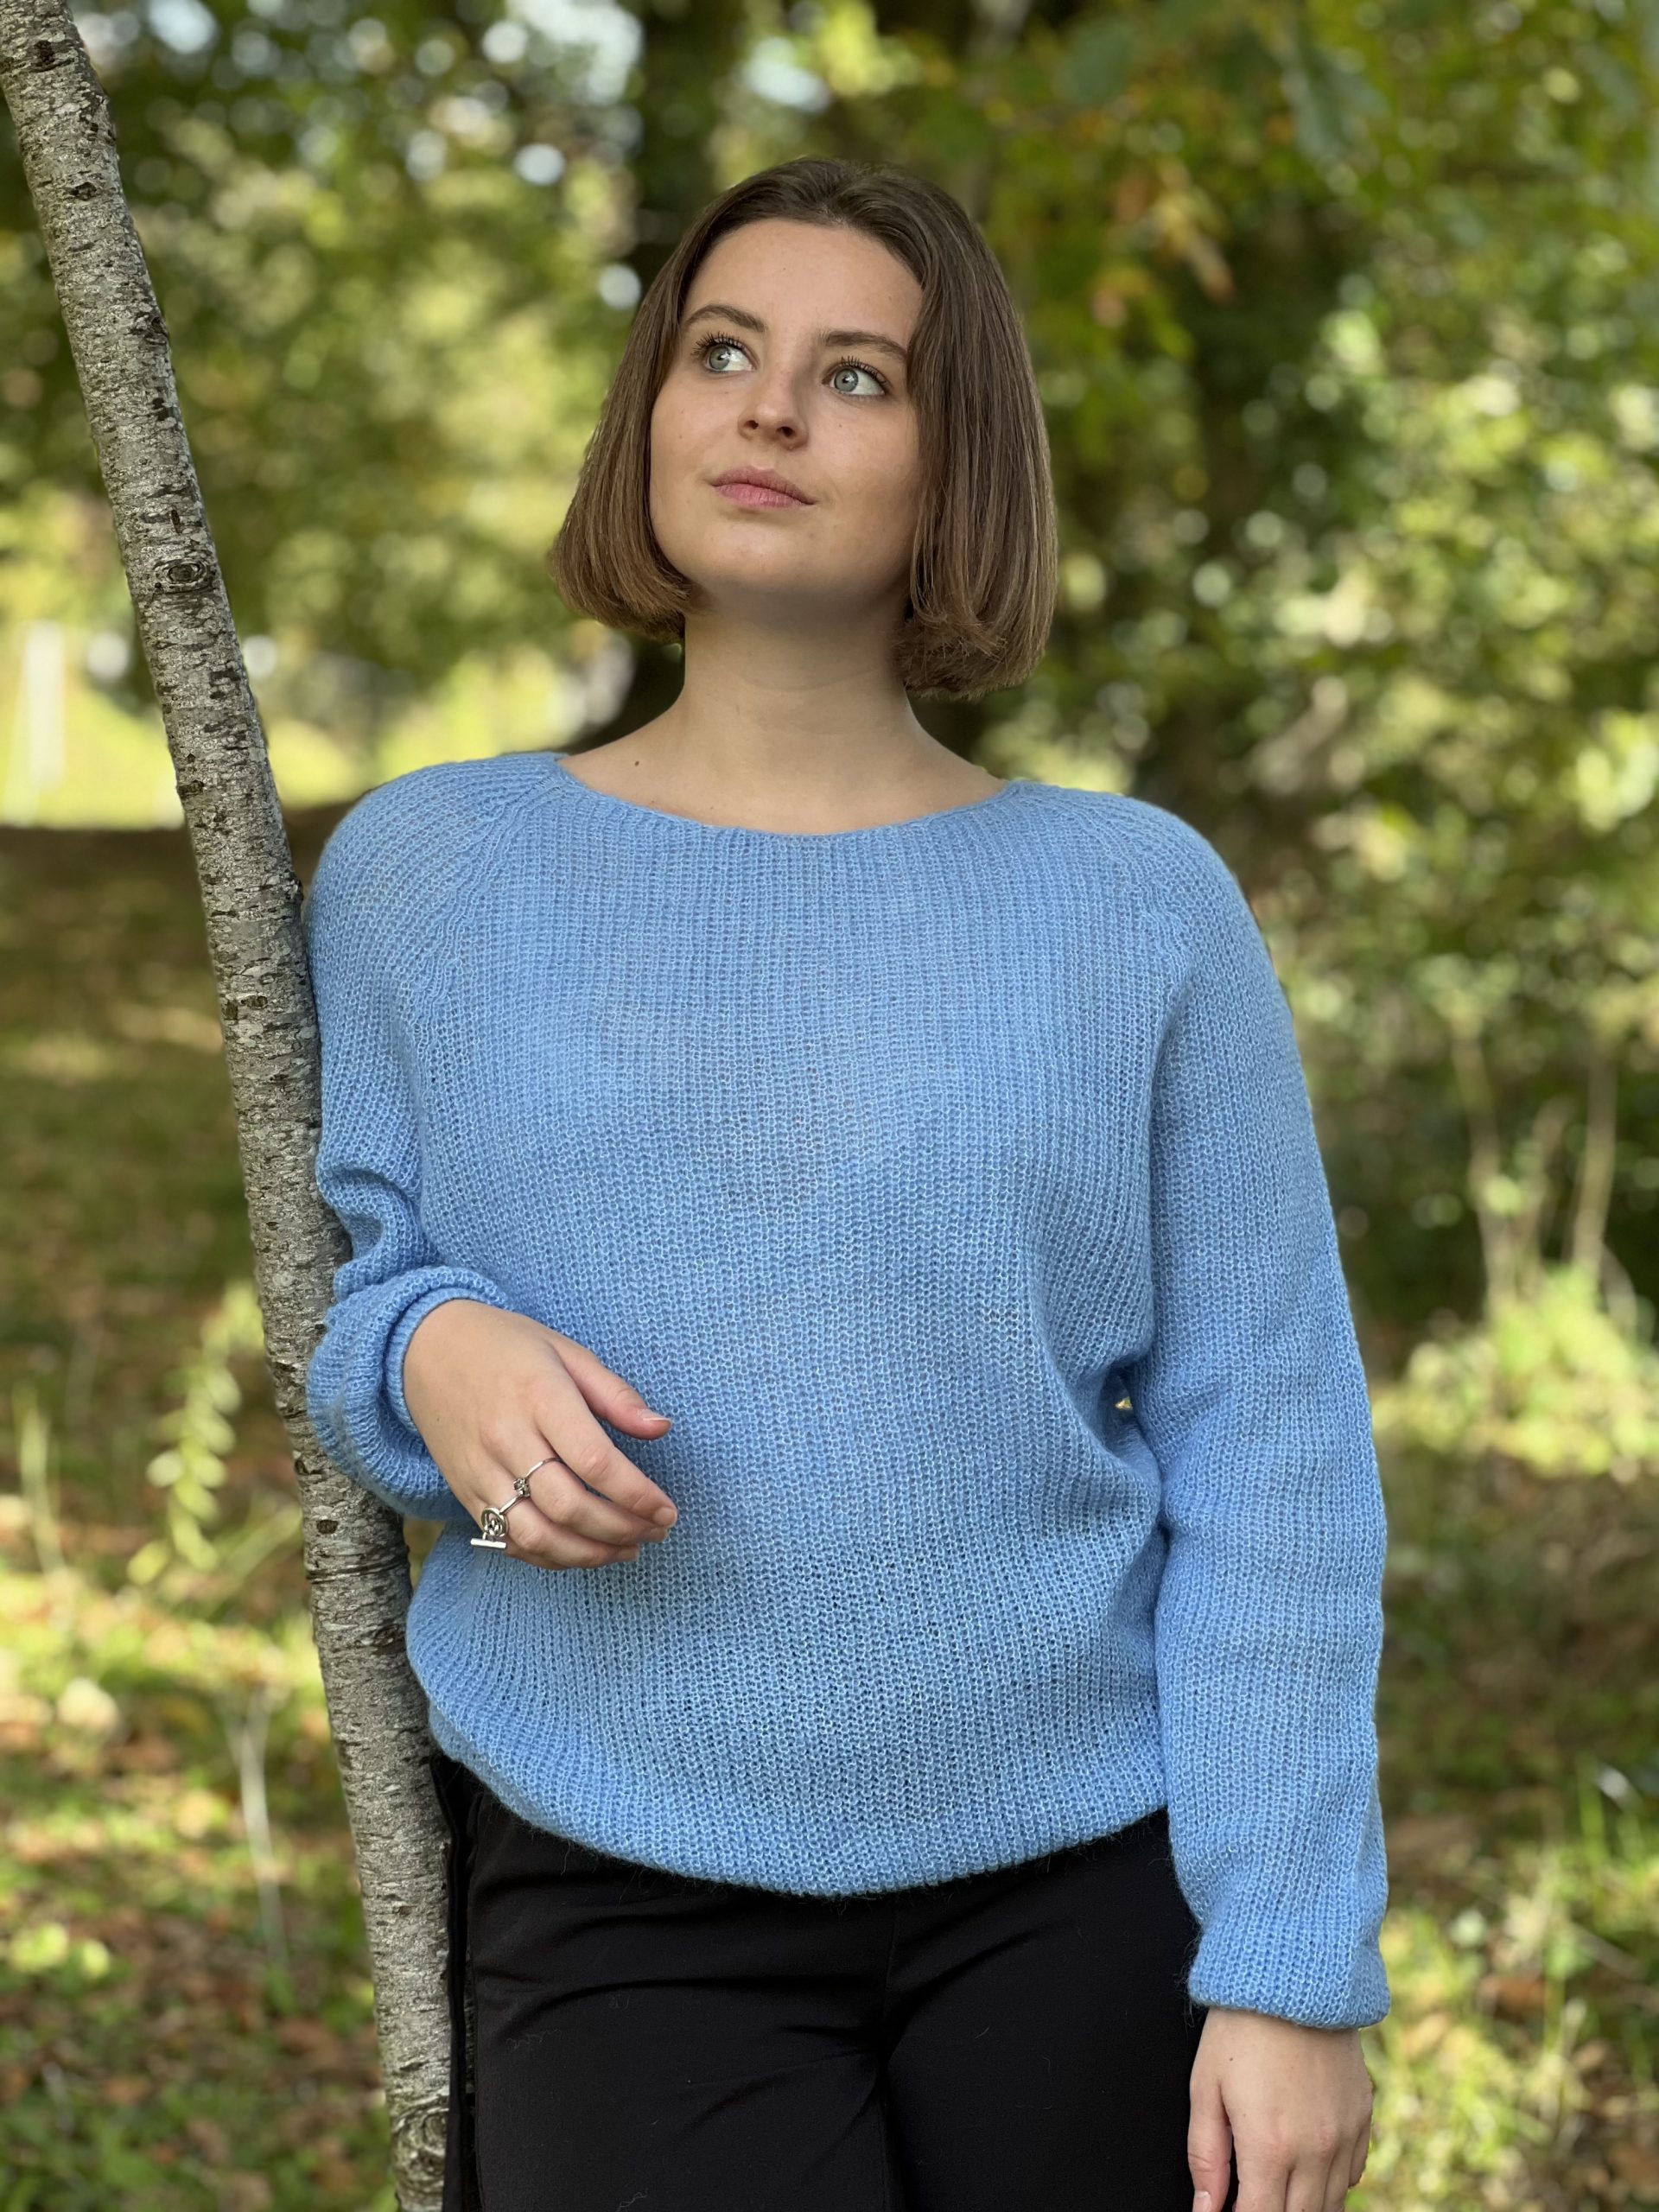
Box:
[302,749,1390,2031]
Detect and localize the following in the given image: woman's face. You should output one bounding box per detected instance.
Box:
[648,218,924,631]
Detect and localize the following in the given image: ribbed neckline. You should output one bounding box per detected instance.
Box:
[541,751,1034,846]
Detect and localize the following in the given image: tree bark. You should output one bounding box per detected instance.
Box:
[0,7,452,2204]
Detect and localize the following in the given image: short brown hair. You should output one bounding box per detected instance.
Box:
[546,156,1058,702]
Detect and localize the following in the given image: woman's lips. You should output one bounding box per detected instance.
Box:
[713,481,811,509]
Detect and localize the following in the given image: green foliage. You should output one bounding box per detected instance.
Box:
[1375,1260,1659,1485]
[0,0,638,696]
[127,1278,302,1603]
[0,1483,393,2210]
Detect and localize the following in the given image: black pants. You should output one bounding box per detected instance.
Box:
[431,1747,1230,2212]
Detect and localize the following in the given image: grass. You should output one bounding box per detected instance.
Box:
[0,810,1655,2209]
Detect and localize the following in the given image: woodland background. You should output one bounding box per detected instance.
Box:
[1,0,1656,2205]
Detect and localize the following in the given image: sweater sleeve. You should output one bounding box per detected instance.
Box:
[301,773,523,1525]
[1122,806,1390,2031]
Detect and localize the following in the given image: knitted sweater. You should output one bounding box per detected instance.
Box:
[302,749,1391,2031]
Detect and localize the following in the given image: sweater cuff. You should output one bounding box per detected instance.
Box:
[1188,1923,1390,2032]
[1179,1802,1392,2031]
[307,1268,524,1524]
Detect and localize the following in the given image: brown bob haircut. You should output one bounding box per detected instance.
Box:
[546,156,1058,703]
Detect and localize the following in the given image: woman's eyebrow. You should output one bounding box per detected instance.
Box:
[681,301,910,369]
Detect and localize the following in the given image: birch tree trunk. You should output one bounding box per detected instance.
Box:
[0,7,453,2204]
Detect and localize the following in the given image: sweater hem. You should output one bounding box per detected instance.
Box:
[423,1698,1173,1900]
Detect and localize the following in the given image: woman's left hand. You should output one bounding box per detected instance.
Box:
[1187,2005,1374,2212]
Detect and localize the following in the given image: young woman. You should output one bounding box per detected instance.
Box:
[303,156,1389,2212]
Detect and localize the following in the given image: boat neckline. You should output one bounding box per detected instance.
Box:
[541,752,1036,843]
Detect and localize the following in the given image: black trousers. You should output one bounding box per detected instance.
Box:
[431,1747,1232,2212]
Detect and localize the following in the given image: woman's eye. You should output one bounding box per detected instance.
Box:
[694,336,746,374]
[828,359,887,397]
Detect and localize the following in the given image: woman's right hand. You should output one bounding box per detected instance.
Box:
[402,1299,679,1568]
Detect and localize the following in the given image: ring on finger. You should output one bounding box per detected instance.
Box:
[470,1452,563,1552]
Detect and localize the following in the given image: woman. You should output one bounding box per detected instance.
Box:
[303,155,1389,2212]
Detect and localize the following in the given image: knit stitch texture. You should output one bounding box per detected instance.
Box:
[302,750,1391,2030]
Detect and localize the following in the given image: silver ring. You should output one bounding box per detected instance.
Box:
[470,1454,561,1550]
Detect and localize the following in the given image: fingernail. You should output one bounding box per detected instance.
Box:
[1194,2195,1212,2211]
[639,1404,671,1423]
[652,1505,677,1527]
